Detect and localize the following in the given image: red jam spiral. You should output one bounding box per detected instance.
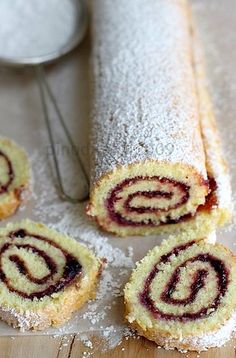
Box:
[0,150,14,194]
[0,229,82,300]
[139,241,229,321]
[106,176,190,226]
[106,176,216,227]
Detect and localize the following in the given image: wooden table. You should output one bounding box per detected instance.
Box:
[1,336,235,357]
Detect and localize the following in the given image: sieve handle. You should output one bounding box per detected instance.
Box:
[35,64,89,203]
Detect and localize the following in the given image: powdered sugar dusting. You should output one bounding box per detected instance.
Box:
[192,32,232,213]
[0,307,48,332]
[192,0,236,235]
[28,147,135,346]
[155,312,236,352]
[90,0,207,184]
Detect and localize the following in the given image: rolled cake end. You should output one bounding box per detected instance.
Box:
[87,160,209,236]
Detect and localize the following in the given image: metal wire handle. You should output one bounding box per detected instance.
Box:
[35,65,89,203]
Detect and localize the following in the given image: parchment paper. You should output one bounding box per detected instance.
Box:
[0,0,235,336]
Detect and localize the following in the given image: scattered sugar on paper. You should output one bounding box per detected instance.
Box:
[29,146,135,350]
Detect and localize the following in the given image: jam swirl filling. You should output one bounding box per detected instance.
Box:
[0,229,82,300]
[0,150,14,194]
[106,176,216,227]
[139,241,229,321]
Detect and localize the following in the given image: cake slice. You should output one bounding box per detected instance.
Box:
[0,220,103,331]
[0,138,30,220]
[124,234,236,351]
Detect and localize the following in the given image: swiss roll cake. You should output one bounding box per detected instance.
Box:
[0,138,30,220]
[0,220,103,331]
[87,0,232,236]
[124,235,236,351]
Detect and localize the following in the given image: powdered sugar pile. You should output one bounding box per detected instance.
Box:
[0,0,79,59]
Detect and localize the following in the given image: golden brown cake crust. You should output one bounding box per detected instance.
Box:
[0,190,20,220]
[124,310,236,352]
[0,138,30,220]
